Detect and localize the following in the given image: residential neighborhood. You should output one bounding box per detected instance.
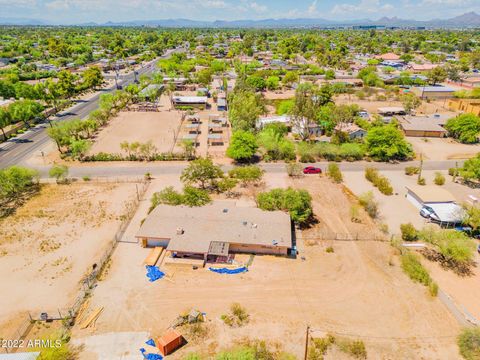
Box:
[1,4,480,360]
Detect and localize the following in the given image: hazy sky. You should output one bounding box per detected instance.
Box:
[1,0,479,24]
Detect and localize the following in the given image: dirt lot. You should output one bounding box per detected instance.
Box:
[0,182,138,338]
[408,137,480,160]
[344,169,480,235]
[335,94,451,115]
[72,175,460,359]
[88,96,183,155]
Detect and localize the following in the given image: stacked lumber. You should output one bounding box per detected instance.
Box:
[80,307,104,329]
[144,247,163,266]
[157,249,169,267]
[76,299,90,324]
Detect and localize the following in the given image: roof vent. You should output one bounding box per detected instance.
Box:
[223,208,228,213]
[272,240,278,246]
[176,227,184,235]
[242,221,248,226]
[252,223,258,228]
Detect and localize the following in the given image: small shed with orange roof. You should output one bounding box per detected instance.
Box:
[157,329,184,356]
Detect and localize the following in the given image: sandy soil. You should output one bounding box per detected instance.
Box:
[88,96,182,155]
[72,175,460,359]
[263,90,295,100]
[408,137,480,161]
[335,94,451,115]
[0,182,138,339]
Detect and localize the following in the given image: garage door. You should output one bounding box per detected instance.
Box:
[146,239,170,248]
[406,193,423,209]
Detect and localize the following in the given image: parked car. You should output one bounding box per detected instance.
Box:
[419,206,434,218]
[303,166,322,174]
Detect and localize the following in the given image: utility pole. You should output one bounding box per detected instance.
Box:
[304,325,310,360]
[417,153,423,184]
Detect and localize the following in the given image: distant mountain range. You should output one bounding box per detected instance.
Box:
[1,12,480,28]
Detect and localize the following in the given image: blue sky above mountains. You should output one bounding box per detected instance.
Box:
[0,0,479,24]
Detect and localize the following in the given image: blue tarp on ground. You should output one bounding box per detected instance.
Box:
[146,265,165,282]
[208,266,248,274]
[140,348,163,360]
[145,338,155,347]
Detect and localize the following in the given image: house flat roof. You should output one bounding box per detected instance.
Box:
[136,201,292,254]
[428,203,465,223]
[400,117,448,133]
[416,86,455,93]
[406,186,456,203]
[172,96,208,104]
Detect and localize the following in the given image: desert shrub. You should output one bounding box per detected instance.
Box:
[449,167,459,177]
[286,162,304,177]
[400,223,418,241]
[308,334,335,360]
[405,166,420,176]
[358,191,379,219]
[434,172,445,186]
[182,186,212,207]
[364,167,393,195]
[326,163,343,183]
[82,175,91,181]
[429,282,439,297]
[228,165,264,186]
[326,246,334,253]
[417,177,426,185]
[350,205,361,223]
[458,328,480,360]
[221,303,249,327]
[401,252,432,287]
[183,353,203,360]
[418,228,476,271]
[337,339,367,359]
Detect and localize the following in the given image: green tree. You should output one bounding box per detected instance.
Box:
[460,154,480,181]
[265,76,280,90]
[0,107,12,140]
[426,66,447,85]
[400,93,421,114]
[182,186,212,206]
[49,164,69,184]
[257,187,313,225]
[445,114,480,144]
[9,100,44,128]
[228,90,264,131]
[180,158,224,190]
[81,66,103,89]
[57,70,76,99]
[365,125,413,161]
[226,130,258,162]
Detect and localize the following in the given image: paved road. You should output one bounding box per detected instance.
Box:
[0,51,176,169]
[30,159,463,179]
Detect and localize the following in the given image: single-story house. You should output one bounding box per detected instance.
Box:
[377,107,406,116]
[256,115,291,129]
[136,201,293,262]
[374,53,402,62]
[407,63,438,73]
[406,186,465,225]
[412,86,455,100]
[334,123,367,140]
[459,77,480,88]
[217,96,227,111]
[448,99,480,116]
[172,96,208,109]
[139,84,164,101]
[399,115,449,137]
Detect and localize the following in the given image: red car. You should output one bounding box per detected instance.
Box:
[303,166,322,174]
